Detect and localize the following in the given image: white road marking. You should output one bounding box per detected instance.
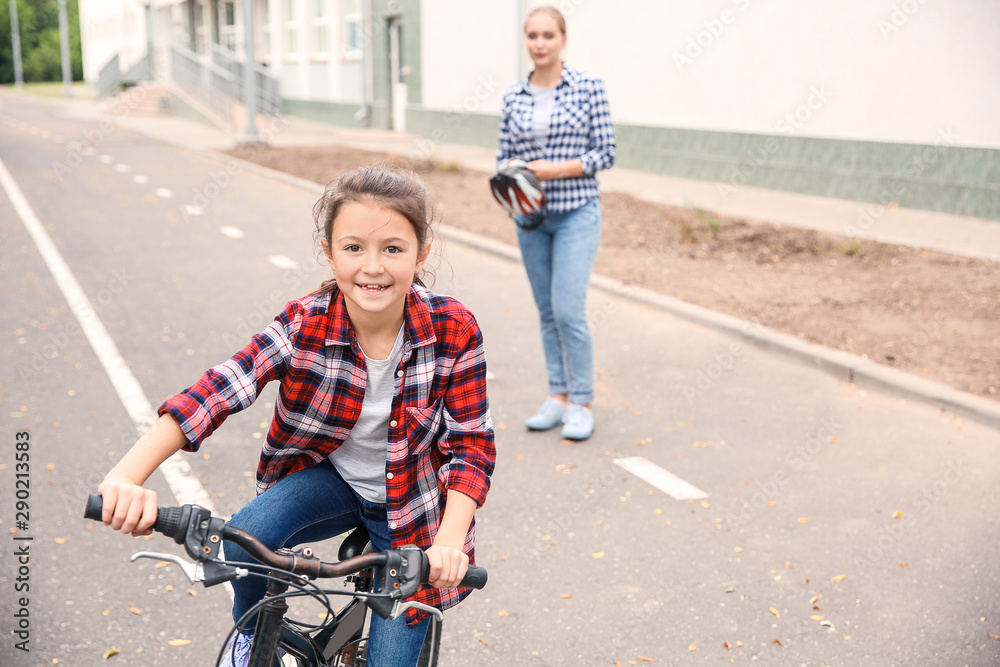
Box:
[0,157,226,583]
[183,205,203,217]
[53,135,65,144]
[220,226,245,239]
[267,255,299,270]
[133,174,150,184]
[614,456,708,500]
[98,155,114,164]
[155,188,174,199]
[114,164,130,173]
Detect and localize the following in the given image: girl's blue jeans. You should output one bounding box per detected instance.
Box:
[516,197,602,405]
[224,459,430,667]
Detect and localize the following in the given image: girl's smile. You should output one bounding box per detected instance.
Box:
[323,201,428,327]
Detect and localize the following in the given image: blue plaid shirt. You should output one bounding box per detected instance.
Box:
[497,64,616,214]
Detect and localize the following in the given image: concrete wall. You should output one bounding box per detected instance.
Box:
[78,0,150,83]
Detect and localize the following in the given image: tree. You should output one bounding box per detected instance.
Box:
[0,0,83,84]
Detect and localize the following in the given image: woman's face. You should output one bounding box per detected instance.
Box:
[524,13,566,70]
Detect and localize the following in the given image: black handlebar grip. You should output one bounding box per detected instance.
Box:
[84,493,103,521]
[460,565,488,590]
[83,493,182,540]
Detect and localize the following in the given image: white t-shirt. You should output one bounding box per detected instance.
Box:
[528,81,557,148]
[328,325,405,503]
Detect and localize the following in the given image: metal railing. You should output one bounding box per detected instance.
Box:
[96,55,120,98]
[121,52,154,87]
[170,42,236,128]
[210,43,282,118]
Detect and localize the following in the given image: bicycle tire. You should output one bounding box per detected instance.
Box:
[416,615,442,667]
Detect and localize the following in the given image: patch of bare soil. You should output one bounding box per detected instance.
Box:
[224,144,1000,401]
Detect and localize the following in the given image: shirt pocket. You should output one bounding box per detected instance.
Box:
[507,107,535,141]
[404,402,443,457]
[558,100,590,132]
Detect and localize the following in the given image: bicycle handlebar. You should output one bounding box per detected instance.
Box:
[84,494,487,590]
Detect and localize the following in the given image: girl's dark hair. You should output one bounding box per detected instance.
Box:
[310,165,435,296]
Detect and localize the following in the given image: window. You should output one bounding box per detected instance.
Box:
[285,0,300,56]
[313,0,331,56]
[221,0,238,51]
[342,0,362,60]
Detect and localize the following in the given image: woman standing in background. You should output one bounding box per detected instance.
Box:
[496,5,616,441]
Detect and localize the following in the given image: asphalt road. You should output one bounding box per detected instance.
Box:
[2,90,1000,666]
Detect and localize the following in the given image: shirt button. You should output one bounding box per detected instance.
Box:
[396,370,404,377]
[386,472,394,480]
[389,420,397,427]
[388,522,397,530]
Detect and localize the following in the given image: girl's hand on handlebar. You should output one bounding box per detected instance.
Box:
[96,478,158,537]
[424,543,469,589]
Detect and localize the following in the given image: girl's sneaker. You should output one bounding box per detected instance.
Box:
[525,398,567,431]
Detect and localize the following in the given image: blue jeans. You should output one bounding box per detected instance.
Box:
[516,197,602,405]
[224,460,430,667]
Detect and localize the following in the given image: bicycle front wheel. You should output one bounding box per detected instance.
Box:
[416,615,442,667]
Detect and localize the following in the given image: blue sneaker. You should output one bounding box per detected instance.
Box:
[218,632,252,667]
[560,404,594,441]
[525,398,567,431]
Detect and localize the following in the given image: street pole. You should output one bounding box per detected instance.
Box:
[58,0,72,96]
[9,0,23,87]
[240,0,258,144]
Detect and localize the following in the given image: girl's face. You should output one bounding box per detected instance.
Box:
[524,13,566,70]
[323,201,427,326]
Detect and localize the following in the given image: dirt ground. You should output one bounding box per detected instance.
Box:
[224,144,1000,401]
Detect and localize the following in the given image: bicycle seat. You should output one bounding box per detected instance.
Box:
[338,525,371,561]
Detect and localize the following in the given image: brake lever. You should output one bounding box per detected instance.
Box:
[390,601,444,622]
[131,551,205,584]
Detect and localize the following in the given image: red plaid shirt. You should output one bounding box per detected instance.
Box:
[158,285,495,621]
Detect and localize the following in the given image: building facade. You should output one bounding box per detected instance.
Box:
[78,0,1000,221]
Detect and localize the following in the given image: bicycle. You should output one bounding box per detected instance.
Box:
[84,494,487,667]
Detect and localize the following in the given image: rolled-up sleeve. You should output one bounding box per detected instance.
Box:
[158,301,303,451]
[579,78,616,177]
[435,319,495,508]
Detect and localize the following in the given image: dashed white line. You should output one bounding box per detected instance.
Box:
[98,155,114,164]
[133,175,150,184]
[0,156,218,515]
[614,456,708,500]
[267,255,299,270]
[220,226,245,238]
[155,188,174,199]
[183,205,203,217]
[114,164,130,173]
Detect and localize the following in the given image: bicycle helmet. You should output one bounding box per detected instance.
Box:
[489,159,546,229]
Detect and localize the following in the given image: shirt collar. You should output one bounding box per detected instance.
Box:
[325,286,436,349]
[514,62,579,94]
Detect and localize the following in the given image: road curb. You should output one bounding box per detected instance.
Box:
[140,135,1000,432]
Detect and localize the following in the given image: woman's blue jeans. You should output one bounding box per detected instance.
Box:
[516,197,602,405]
[224,460,430,667]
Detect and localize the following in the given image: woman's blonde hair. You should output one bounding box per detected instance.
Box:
[525,5,566,34]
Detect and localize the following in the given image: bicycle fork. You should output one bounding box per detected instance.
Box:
[249,576,290,667]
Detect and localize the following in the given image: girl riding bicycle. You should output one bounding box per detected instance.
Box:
[96,166,496,667]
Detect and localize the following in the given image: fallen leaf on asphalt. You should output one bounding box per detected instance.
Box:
[797,517,810,523]
[154,561,171,569]
[769,607,780,617]
[102,608,111,616]
[638,657,656,662]
[831,574,847,582]
[477,637,490,646]
[167,639,191,646]
[723,641,731,649]
[810,615,824,621]
[498,610,509,617]
[165,585,173,592]
[734,547,743,553]
[900,562,909,567]
[187,589,197,596]
[700,501,711,508]
[592,551,606,559]
[772,638,786,647]
[128,607,142,615]
[843,635,851,640]
[736,641,743,647]
[47,463,55,471]
[989,633,1000,640]
[103,648,119,659]
[560,594,573,599]
[54,537,67,544]
[820,621,834,628]
[809,595,821,604]
[688,642,697,651]
[768,500,777,506]
[693,441,708,447]
[892,510,904,518]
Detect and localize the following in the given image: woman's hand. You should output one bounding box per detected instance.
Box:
[527,158,583,181]
[97,476,158,537]
[425,542,470,588]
